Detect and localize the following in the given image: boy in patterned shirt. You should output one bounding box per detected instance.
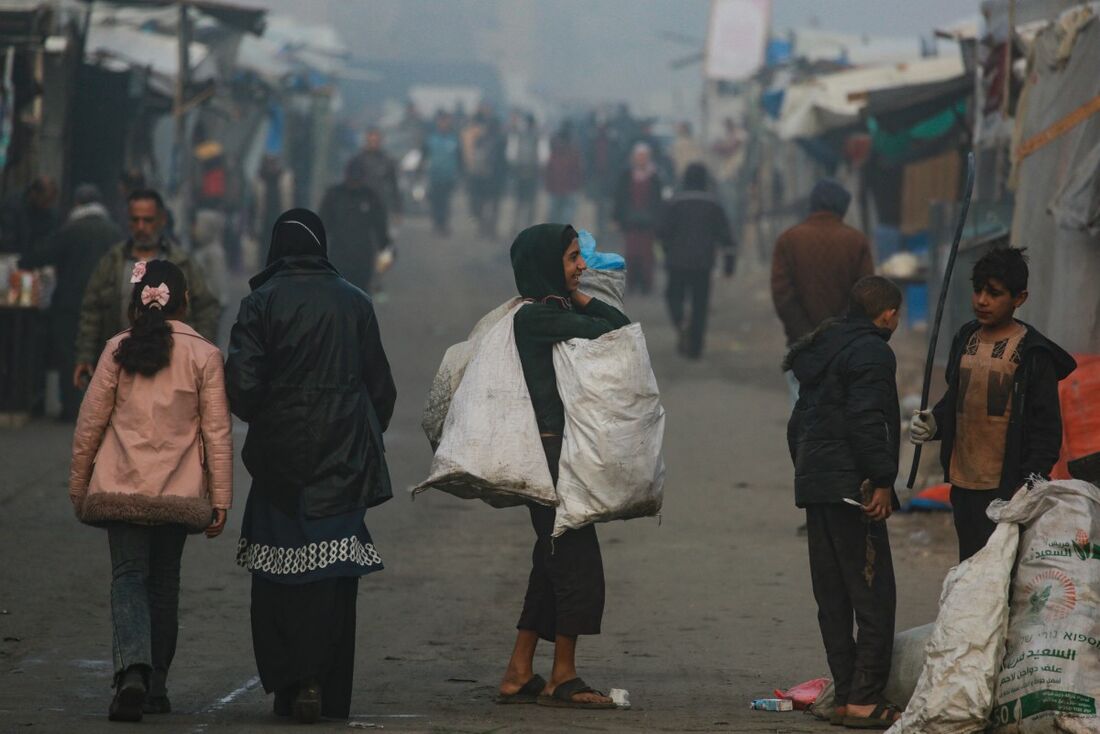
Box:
[910,248,1076,561]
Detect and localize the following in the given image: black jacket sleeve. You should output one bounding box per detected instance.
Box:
[361,308,397,432]
[930,330,964,440]
[519,298,630,345]
[225,295,268,423]
[1021,351,1064,480]
[844,341,899,488]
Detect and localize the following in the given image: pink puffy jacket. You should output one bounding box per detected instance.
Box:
[70,321,233,531]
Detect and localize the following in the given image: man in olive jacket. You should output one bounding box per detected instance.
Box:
[73,189,220,387]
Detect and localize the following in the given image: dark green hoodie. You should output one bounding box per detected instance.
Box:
[510,223,630,434]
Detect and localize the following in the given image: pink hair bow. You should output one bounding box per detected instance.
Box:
[129,261,147,284]
[140,283,171,309]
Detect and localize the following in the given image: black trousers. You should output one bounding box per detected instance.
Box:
[806,504,896,706]
[428,180,454,231]
[517,436,605,641]
[251,575,359,719]
[951,485,1017,562]
[665,268,711,358]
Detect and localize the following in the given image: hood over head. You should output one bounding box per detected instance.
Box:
[809,178,852,217]
[267,208,327,265]
[510,223,576,301]
[784,316,890,385]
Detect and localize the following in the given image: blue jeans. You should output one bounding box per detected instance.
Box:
[107,523,187,695]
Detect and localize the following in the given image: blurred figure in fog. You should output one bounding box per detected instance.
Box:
[74,189,221,391]
[192,209,228,309]
[771,178,873,407]
[464,106,506,238]
[252,155,295,263]
[671,122,704,181]
[0,175,59,256]
[585,117,617,238]
[613,143,664,295]
[507,112,540,236]
[544,122,584,225]
[18,184,119,420]
[657,163,735,359]
[354,129,402,224]
[422,112,462,236]
[319,157,391,293]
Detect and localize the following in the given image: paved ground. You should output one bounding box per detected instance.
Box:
[0,202,959,732]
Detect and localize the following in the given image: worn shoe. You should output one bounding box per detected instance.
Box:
[142,695,171,714]
[108,668,147,722]
[293,682,322,724]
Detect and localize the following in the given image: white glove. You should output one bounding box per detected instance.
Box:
[909,410,937,445]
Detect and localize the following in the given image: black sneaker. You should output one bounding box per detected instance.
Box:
[108,668,147,722]
[142,695,170,714]
[293,682,322,724]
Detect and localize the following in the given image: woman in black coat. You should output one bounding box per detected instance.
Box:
[226,208,397,723]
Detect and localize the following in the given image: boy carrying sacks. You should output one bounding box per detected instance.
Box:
[910,247,1076,562]
[785,276,903,729]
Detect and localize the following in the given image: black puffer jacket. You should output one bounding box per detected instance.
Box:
[226,255,397,518]
[785,317,900,508]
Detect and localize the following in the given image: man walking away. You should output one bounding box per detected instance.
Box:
[356,128,402,225]
[656,163,735,358]
[786,276,904,729]
[319,158,391,295]
[19,184,119,420]
[73,189,220,389]
[508,112,540,234]
[422,112,462,236]
[771,178,873,406]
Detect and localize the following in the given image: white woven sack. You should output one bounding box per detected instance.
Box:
[579,268,626,311]
[888,521,1019,734]
[413,304,556,508]
[987,480,1100,734]
[551,322,665,537]
[421,298,521,450]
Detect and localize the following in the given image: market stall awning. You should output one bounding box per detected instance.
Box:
[78,0,266,36]
[864,73,972,133]
[775,55,965,140]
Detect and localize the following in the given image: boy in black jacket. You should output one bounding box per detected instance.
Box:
[910,248,1076,562]
[786,276,903,728]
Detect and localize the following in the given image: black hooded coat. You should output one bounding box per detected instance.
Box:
[510,223,631,434]
[656,164,735,271]
[226,209,397,518]
[785,316,901,508]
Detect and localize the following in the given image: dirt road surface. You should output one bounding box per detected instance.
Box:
[0,205,959,733]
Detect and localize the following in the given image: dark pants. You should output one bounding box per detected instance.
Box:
[951,485,1018,562]
[428,180,455,232]
[624,229,655,294]
[107,523,187,696]
[517,437,605,641]
[251,575,359,720]
[806,504,896,707]
[52,313,81,420]
[665,268,712,358]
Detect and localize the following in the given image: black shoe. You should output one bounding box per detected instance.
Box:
[108,668,147,722]
[293,682,322,724]
[273,686,296,717]
[142,695,170,714]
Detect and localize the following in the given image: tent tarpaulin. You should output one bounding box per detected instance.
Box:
[864,74,972,133]
[1010,10,1100,352]
[775,56,964,140]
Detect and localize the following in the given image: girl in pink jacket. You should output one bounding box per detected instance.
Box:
[70,259,233,722]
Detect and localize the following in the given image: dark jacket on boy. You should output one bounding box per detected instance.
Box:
[930,319,1076,492]
[786,316,901,508]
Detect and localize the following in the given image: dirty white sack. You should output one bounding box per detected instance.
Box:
[888,521,1019,734]
[413,304,556,508]
[551,323,665,536]
[579,268,626,311]
[987,480,1100,734]
[421,298,521,451]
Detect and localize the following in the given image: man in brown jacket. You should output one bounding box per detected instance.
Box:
[771,179,873,404]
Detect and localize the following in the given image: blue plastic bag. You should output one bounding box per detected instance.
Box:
[578,230,625,271]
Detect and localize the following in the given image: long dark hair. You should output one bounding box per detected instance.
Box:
[114,260,188,376]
